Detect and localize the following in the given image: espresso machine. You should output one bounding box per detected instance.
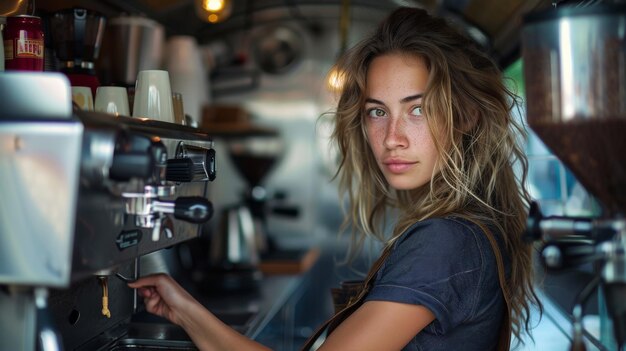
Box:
[521,3,626,350]
[0,71,216,350]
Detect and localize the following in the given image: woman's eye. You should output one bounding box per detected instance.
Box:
[411,106,423,116]
[367,108,386,118]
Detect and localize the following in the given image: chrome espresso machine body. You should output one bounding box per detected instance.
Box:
[0,72,215,350]
[522,4,626,350]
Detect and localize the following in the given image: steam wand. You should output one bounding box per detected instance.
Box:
[34,287,64,351]
[98,276,111,318]
[570,275,602,351]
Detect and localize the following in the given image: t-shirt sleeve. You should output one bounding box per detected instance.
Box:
[364,218,484,334]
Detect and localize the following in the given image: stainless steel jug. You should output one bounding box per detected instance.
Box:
[210,204,260,268]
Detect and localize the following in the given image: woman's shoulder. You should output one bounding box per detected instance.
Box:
[381,217,493,288]
[397,216,483,245]
[392,216,500,269]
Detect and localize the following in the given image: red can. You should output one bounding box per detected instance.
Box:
[3,15,45,71]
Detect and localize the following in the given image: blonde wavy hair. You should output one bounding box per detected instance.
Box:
[330,6,540,344]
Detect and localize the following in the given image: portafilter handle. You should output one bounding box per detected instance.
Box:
[149,197,213,242]
[123,187,214,241]
[524,201,611,242]
[153,196,214,224]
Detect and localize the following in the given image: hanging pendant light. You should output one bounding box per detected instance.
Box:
[195,0,233,24]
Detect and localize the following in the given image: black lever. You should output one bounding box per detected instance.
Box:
[109,134,155,181]
[109,153,154,180]
[174,197,213,224]
[272,205,300,218]
[524,201,543,242]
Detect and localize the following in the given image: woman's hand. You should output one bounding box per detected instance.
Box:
[128,273,272,351]
[127,273,198,327]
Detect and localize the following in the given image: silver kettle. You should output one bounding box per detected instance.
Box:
[210,204,260,269]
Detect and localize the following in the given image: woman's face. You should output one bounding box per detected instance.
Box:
[364,53,439,191]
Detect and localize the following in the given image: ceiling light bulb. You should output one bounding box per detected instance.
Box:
[195,0,232,23]
[203,0,225,12]
[327,67,345,91]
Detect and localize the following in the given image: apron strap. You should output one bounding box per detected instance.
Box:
[300,245,392,350]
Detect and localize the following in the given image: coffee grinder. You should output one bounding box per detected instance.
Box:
[521,4,626,349]
[50,8,106,94]
[228,131,284,250]
[206,129,284,291]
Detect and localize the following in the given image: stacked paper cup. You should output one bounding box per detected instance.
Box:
[163,36,210,125]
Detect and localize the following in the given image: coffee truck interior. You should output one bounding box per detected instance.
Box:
[1,0,624,350]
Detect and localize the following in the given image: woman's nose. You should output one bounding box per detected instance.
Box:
[383,117,407,149]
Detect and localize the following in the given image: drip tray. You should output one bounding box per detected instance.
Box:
[131,310,254,334]
[107,311,254,350]
[108,323,197,350]
[110,338,197,350]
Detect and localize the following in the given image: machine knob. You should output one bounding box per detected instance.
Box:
[174,197,213,223]
[166,158,195,182]
[207,148,216,181]
[165,148,216,182]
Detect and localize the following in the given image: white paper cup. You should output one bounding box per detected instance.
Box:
[71,86,94,111]
[164,35,210,124]
[132,70,175,123]
[95,86,130,116]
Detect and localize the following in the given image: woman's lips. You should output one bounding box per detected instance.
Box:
[383,160,417,173]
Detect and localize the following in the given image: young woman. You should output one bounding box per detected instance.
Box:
[129,6,540,350]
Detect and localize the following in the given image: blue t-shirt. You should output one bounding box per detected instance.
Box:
[364,217,506,351]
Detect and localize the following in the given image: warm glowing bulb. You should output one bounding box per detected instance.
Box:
[203,0,224,12]
[327,67,345,91]
[196,0,231,24]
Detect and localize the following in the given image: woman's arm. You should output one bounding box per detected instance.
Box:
[128,274,271,351]
[130,274,434,351]
[319,300,435,351]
